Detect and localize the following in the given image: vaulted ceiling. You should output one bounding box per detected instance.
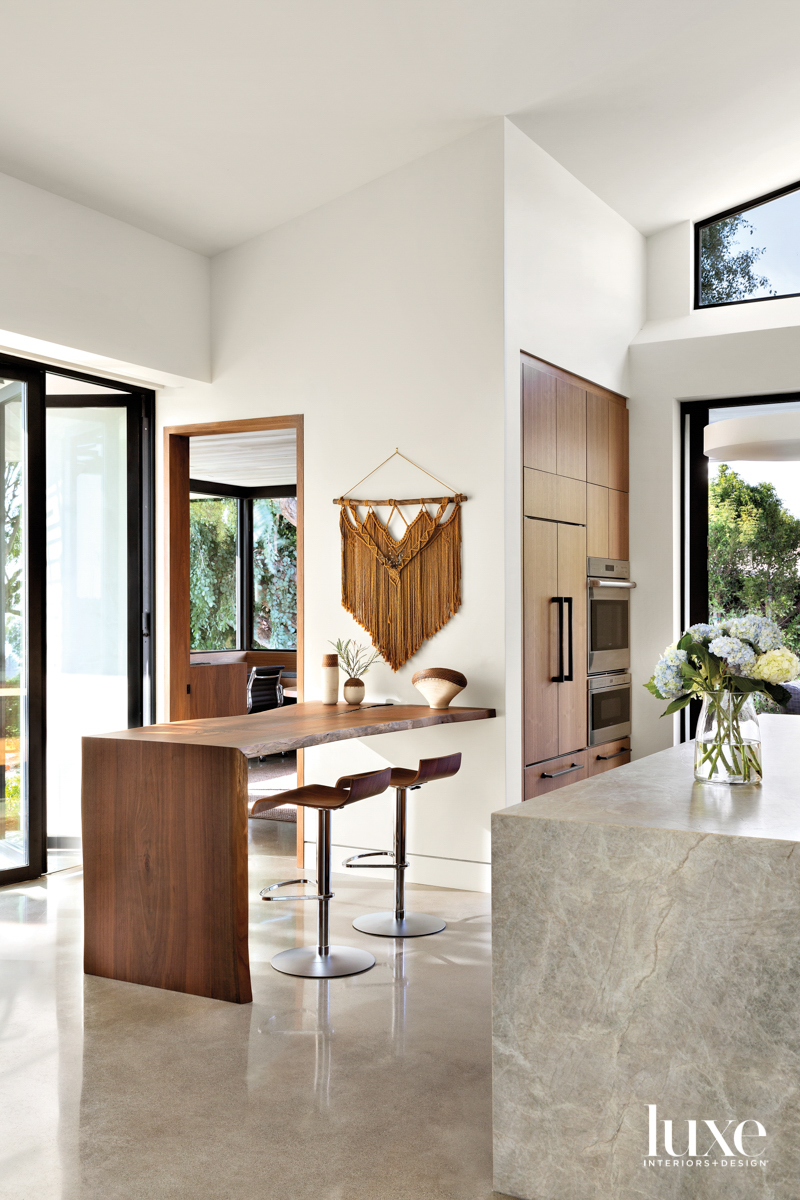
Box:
[3,1,799,254]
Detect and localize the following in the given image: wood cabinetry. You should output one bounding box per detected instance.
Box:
[608,489,629,558]
[521,353,630,796]
[524,751,588,799]
[587,738,631,776]
[586,484,629,559]
[523,518,587,764]
[524,468,586,524]
[586,393,609,486]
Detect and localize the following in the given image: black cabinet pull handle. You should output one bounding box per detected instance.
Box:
[541,763,582,778]
[551,597,565,682]
[596,748,630,760]
[564,596,573,682]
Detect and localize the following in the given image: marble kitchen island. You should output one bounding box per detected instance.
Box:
[492,715,800,1200]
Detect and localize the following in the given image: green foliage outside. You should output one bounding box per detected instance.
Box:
[189,496,297,651]
[709,464,800,656]
[3,771,20,821]
[190,498,237,649]
[253,499,296,648]
[700,215,774,305]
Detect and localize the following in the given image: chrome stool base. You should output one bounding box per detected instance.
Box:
[352,911,446,938]
[271,945,375,978]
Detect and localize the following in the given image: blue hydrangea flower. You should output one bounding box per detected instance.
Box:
[654,647,688,699]
[726,615,782,652]
[687,623,715,642]
[708,635,756,675]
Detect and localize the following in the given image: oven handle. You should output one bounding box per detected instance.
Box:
[596,747,631,760]
[551,597,565,682]
[588,579,637,588]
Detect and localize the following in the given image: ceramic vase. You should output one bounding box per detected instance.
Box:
[694,690,762,784]
[343,678,365,706]
[321,653,339,704]
[411,668,467,709]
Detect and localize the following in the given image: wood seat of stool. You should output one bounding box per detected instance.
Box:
[251,767,391,815]
[389,753,462,789]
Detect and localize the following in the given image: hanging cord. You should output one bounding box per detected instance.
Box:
[339,448,459,500]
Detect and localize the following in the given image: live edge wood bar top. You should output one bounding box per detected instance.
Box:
[82,702,495,1006]
[91,700,496,756]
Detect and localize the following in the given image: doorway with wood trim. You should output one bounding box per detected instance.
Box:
[164,416,304,863]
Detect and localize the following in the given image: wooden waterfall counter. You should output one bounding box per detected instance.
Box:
[82,701,495,1004]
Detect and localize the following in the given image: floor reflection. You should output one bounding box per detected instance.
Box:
[258,942,411,1108]
[0,837,494,1200]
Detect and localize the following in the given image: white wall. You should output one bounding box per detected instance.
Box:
[157,124,506,891]
[0,170,209,382]
[503,121,646,795]
[631,232,800,757]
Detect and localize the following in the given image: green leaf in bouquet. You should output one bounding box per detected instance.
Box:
[677,632,694,651]
[764,682,791,706]
[728,676,761,694]
[661,694,692,716]
[644,679,665,699]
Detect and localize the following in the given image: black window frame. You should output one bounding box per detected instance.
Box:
[695,178,800,310]
[0,351,155,885]
[188,480,297,654]
[680,390,800,738]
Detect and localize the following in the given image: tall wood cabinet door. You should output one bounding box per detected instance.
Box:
[557,522,588,755]
[524,518,559,765]
[608,401,629,492]
[522,362,557,473]
[586,483,609,558]
[556,380,586,481]
[608,489,629,558]
[586,394,609,486]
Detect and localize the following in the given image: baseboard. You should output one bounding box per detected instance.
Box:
[305,841,491,893]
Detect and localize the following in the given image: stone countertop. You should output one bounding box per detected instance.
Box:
[492,712,800,1200]
[499,713,800,843]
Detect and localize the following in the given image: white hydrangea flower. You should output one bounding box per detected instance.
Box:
[708,635,756,674]
[750,647,800,684]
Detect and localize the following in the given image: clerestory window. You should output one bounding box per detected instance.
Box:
[696,181,800,308]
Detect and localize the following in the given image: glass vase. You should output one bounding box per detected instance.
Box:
[694,691,762,784]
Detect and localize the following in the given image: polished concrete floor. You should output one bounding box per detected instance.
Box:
[0,819,505,1200]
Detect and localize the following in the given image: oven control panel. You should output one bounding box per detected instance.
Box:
[587,557,630,579]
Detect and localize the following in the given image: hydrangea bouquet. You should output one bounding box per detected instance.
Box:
[646,615,799,784]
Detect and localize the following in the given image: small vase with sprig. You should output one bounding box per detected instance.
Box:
[331,638,382,706]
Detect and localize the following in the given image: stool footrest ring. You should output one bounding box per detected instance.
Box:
[343,850,408,871]
[260,877,334,902]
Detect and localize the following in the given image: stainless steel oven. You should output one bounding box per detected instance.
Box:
[588,672,631,745]
[587,557,635,674]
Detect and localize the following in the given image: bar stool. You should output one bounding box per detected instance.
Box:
[253,766,391,977]
[344,753,461,937]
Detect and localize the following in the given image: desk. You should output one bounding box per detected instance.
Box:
[82,701,495,1003]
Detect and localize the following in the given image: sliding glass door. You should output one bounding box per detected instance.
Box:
[0,354,153,886]
[682,391,800,738]
[0,368,44,883]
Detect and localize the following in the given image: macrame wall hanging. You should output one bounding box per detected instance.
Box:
[334,450,466,671]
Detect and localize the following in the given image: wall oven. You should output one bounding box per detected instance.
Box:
[587,557,635,674]
[588,672,631,745]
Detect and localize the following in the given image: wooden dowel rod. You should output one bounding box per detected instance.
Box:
[333,494,467,506]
